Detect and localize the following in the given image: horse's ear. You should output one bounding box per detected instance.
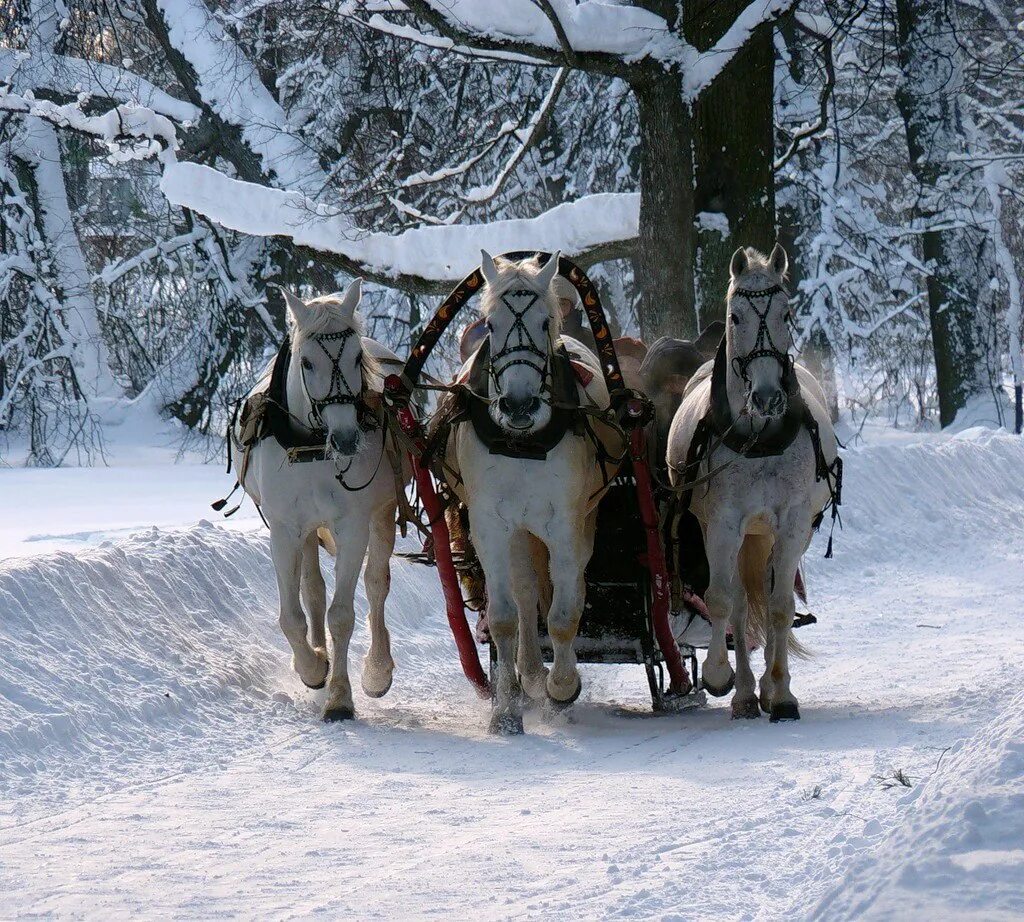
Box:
[480,249,499,287]
[730,247,749,279]
[280,287,312,328]
[535,250,560,293]
[337,277,362,323]
[769,242,789,277]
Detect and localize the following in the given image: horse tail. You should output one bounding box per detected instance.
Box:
[739,535,809,659]
[317,526,337,557]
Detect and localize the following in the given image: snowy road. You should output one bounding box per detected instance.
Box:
[2,430,1023,918]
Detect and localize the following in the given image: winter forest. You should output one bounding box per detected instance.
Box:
[2,0,1023,465]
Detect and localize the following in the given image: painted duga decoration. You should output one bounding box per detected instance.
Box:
[668,245,841,723]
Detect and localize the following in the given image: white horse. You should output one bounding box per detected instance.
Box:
[232,279,405,721]
[447,251,613,735]
[667,245,839,722]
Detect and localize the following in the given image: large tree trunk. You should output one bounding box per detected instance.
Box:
[894,0,995,427]
[631,73,697,341]
[686,0,777,329]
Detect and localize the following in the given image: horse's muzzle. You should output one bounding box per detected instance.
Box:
[749,386,787,420]
[329,429,361,457]
[496,394,542,430]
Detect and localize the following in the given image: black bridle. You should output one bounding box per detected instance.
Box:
[487,288,553,397]
[298,328,378,433]
[729,284,795,386]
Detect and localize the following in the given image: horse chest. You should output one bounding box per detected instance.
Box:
[457,431,593,531]
[245,437,387,526]
[696,436,817,517]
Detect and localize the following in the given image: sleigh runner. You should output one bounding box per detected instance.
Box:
[382,252,706,712]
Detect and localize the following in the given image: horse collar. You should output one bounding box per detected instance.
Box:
[464,336,579,460]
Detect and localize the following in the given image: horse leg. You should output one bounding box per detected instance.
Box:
[323,518,370,721]
[729,575,759,719]
[300,531,327,651]
[701,517,741,698]
[270,526,330,689]
[473,524,523,735]
[361,502,397,699]
[513,534,549,702]
[762,526,803,722]
[544,516,591,704]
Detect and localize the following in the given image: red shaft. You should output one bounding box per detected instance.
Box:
[630,427,691,694]
[395,403,490,698]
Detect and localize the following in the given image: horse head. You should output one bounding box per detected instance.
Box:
[282,278,375,458]
[479,249,562,435]
[725,243,794,424]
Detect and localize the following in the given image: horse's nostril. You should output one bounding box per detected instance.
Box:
[497,396,512,416]
[526,396,541,415]
[330,432,359,456]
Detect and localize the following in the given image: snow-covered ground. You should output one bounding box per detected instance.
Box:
[2,424,1023,918]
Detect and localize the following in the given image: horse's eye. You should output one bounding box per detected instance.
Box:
[729,313,740,325]
[355,353,363,365]
[542,318,550,332]
[300,357,313,370]
[485,321,493,333]
[784,311,793,323]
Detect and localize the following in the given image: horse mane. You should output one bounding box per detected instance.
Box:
[290,295,381,385]
[479,255,562,338]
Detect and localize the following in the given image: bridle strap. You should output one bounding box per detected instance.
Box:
[488,289,551,385]
[299,328,377,432]
[730,284,792,384]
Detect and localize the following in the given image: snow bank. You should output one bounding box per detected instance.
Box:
[811,688,1024,919]
[161,161,639,282]
[0,525,286,804]
[0,521,473,809]
[816,428,1024,568]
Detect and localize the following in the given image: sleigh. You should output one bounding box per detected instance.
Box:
[382,252,706,712]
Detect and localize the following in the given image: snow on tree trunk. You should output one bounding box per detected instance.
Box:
[894,0,997,427]
[14,118,118,402]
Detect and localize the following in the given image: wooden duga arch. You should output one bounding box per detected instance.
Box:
[383,253,692,701]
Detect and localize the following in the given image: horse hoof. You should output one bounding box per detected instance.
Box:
[323,704,355,722]
[702,671,735,698]
[302,657,330,690]
[489,712,524,736]
[769,701,800,723]
[361,673,393,699]
[731,696,761,720]
[546,675,582,711]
